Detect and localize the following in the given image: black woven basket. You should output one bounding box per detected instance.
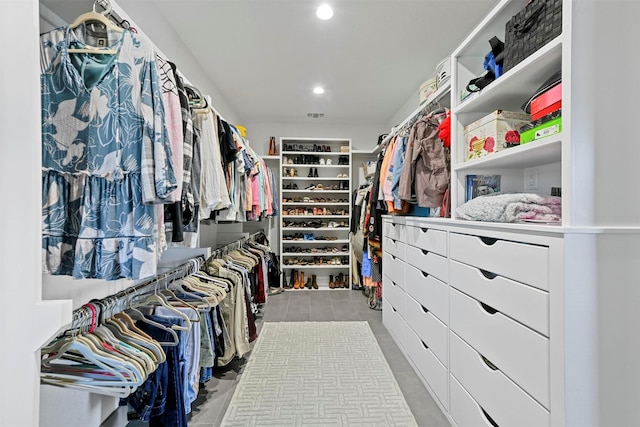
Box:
[503,0,562,73]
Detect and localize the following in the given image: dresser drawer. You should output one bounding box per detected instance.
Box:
[383,236,405,259]
[405,225,447,257]
[382,299,405,351]
[383,220,405,242]
[450,232,548,291]
[450,288,549,408]
[450,375,499,427]
[405,295,448,366]
[383,274,405,316]
[405,327,448,409]
[450,260,549,336]
[382,251,405,288]
[405,264,448,324]
[405,244,448,283]
[450,332,550,426]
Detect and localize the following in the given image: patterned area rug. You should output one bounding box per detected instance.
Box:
[221,321,417,426]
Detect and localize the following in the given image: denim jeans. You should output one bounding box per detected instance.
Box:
[128,315,187,426]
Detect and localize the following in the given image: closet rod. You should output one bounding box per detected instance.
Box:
[375,80,451,155]
[64,255,206,335]
[208,230,266,261]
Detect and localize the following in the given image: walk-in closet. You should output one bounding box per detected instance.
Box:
[2,0,640,426]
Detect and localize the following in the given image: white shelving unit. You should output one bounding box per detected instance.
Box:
[381,1,640,426]
[279,137,352,289]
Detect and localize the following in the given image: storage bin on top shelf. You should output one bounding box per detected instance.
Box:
[464,110,530,161]
[503,0,563,73]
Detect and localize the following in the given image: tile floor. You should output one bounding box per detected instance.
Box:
[124,289,450,427]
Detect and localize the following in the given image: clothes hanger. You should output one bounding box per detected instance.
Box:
[68,2,123,55]
[41,334,142,390]
[105,316,164,366]
[111,312,166,363]
[92,325,154,376]
[123,307,180,347]
[132,290,192,331]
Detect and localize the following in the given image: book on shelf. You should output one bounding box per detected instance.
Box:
[465,174,501,202]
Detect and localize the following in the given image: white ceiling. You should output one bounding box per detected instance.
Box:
[41,0,499,125]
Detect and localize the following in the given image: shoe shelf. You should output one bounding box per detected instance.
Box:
[282,239,350,243]
[284,202,349,206]
[282,217,350,220]
[280,137,353,289]
[280,189,351,193]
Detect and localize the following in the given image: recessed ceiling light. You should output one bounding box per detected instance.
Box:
[313,86,325,95]
[316,4,333,20]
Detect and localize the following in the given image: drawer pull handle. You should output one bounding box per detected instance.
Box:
[481,354,499,371]
[421,305,429,314]
[420,227,429,233]
[421,271,429,278]
[480,408,499,427]
[421,249,429,255]
[480,302,498,315]
[480,269,497,280]
[479,236,498,246]
[421,340,429,350]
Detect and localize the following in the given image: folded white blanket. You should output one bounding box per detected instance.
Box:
[456,193,561,223]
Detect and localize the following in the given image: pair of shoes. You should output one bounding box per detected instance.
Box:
[336,173,348,178]
[307,168,320,178]
[268,136,278,156]
[293,271,305,289]
[305,274,316,289]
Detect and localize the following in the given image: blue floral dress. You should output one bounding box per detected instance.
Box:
[40,26,176,280]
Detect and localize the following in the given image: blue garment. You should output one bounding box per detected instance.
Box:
[392,136,408,210]
[128,315,186,425]
[40,26,176,280]
[362,249,372,277]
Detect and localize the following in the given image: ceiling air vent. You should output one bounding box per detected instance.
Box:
[307,113,325,119]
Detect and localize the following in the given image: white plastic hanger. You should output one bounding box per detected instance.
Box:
[68,2,122,55]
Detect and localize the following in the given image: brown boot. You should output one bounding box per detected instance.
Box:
[334,273,342,288]
[300,272,305,290]
[329,275,335,289]
[293,270,300,289]
[312,274,318,289]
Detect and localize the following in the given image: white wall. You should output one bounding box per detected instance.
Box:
[0,1,72,426]
[385,90,421,132]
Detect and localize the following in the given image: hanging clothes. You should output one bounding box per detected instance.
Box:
[40,26,176,280]
[398,110,449,208]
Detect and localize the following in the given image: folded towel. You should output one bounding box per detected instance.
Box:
[456,193,561,223]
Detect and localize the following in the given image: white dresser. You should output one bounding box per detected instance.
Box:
[382,216,564,426]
